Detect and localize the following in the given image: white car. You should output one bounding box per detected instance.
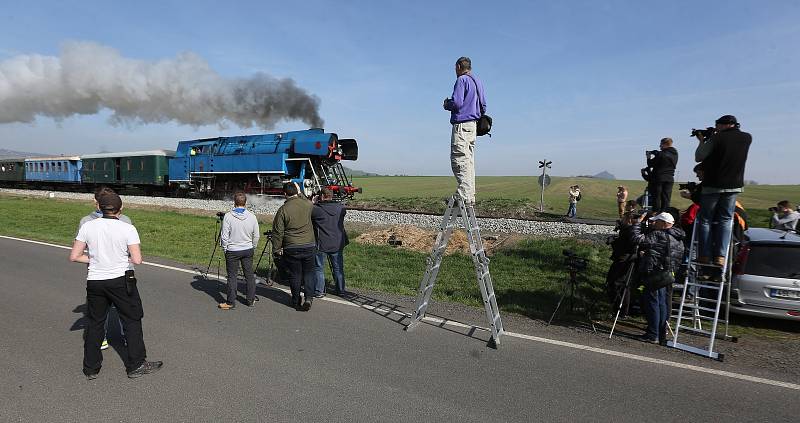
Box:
[730,228,800,320]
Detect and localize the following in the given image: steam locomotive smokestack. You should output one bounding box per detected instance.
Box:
[0,41,324,129]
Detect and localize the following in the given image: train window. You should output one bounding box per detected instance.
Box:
[140,160,145,171]
[103,161,108,171]
[127,160,131,171]
[57,162,62,172]
[46,162,50,172]
[40,163,44,172]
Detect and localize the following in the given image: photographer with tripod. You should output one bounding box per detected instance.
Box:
[645,137,679,212]
[693,115,752,271]
[272,182,316,311]
[218,191,260,310]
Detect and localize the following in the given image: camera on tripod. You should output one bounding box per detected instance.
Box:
[216,211,226,221]
[562,249,588,271]
[263,230,273,239]
[691,127,716,138]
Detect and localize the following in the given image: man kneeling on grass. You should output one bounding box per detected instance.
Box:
[627,212,685,345]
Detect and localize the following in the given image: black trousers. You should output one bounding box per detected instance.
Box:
[650,181,673,213]
[224,248,256,304]
[84,276,147,374]
[282,246,316,306]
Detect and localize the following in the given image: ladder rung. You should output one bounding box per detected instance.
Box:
[678,304,721,313]
[675,326,716,337]
[685,282,722,290]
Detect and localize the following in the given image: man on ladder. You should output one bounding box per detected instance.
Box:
[693,115,752,278]
[669,115,751,360]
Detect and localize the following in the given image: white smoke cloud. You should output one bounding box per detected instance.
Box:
[0,41,324,129]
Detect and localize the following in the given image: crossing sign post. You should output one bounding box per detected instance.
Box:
[538,159,552,212]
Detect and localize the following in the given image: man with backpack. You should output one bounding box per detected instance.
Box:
[566,185,581,218]
[443,56,487,205]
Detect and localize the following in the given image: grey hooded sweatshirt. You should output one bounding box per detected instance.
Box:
[220,208,260,252]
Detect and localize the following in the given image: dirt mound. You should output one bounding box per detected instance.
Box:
[355,225,501,255]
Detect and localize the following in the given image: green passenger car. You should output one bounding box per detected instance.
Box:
[0,160,25,182]
[80,150,175,186]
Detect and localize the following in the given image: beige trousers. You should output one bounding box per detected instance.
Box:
[450,121,477,203]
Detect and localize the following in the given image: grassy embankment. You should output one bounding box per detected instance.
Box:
[0,194,608,321]
[1,193,796,339]
[350,176,797,226]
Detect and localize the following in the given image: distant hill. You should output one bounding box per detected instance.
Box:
[593,171,616,180]
[0,149,47,159]
[343,166,382,177]
[575,171,616,180]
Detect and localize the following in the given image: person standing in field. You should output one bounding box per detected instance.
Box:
[443,56,487,205]
[616,186,628,219]
[566,185,581,218]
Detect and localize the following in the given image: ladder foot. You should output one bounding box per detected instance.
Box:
[487,337,498,349]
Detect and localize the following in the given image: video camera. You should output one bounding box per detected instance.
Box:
[678,181,698,192]
[691,127,716,139]
[563,249,588,271]
[263,230,273,239]
[216,211,226,221]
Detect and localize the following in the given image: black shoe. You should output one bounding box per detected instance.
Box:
[301,300,312,311]
[637,334,657,344]
[85,372,99,380]
[313,293,326,299]
[127,360,164,378]
[246,299,255,307]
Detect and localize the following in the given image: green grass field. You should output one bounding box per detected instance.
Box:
[350,176,797,226]
[2,193,797,340]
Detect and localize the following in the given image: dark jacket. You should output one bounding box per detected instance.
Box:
[312,201,349,253]
[701,128,752,189]
[271,196,315,251]
[648,147,679,182]
[628,224,685,276]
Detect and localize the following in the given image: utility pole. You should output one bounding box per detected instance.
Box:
[538,159,552,212]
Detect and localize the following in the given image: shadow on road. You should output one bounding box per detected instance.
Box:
[345,292,494,344]
[189,274,293,309]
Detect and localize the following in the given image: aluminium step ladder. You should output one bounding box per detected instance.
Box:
[668,219,737,360]
[405,194,504,348]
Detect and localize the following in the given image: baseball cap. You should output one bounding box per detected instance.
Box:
[98,192,122,213]
[715,115,738,125]
[648,212,675,224]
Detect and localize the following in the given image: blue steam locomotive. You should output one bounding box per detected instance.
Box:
[0,129,360,199]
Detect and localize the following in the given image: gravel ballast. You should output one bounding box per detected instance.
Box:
[1,188,615,237]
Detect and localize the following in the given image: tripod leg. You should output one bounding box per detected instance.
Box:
[548,290,567,325]
[609,260,636,339]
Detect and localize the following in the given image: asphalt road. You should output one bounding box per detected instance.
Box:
[0,236,798,422]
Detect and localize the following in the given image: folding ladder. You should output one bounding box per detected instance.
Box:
[405,194,504,348]
[668,218,736,360]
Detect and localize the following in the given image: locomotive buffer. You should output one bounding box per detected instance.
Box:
[405,194,504,348]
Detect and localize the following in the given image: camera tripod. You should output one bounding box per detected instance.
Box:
[608,247,638,338]
[255,231,277,286]
[548,254,597,331]
[203,213,225,281]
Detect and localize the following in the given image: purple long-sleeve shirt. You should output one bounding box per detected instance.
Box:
[444,73,486,124]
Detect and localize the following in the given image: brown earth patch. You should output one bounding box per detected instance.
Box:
[354,224,506,255]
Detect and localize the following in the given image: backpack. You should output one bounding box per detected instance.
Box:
[576,192,582,202]
[466,74,492,137]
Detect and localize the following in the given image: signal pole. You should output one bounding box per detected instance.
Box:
[537,159,552,212]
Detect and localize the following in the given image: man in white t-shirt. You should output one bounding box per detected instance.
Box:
[79,186,132,351]
[70,192,163,380]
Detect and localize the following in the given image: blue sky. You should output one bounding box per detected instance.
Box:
[1,0,798,183]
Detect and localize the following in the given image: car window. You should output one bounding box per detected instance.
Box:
[745,245,800,278]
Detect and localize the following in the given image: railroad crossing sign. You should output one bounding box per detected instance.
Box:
[538,174,551,187]
[538,160,552,169]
